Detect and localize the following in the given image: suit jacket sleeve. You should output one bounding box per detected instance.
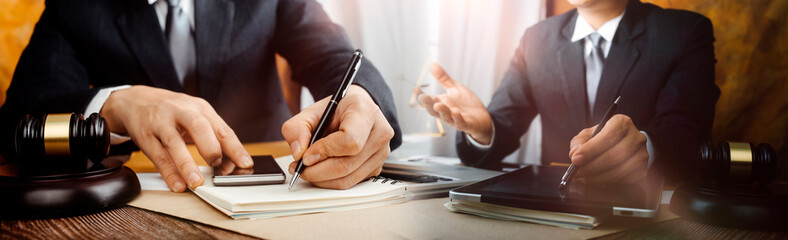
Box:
[456,29,538,170]
[272,0,401,150]
[646,16,719,181]
[0,1,100,158]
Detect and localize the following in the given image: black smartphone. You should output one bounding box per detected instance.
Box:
[212,155,286,186]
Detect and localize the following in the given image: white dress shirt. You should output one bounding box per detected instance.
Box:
[85,0,196,145]
[467,11,654,168]
[571,11,624,111]
[150,0,195,32]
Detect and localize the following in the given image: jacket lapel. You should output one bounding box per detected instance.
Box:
[116,1,183,92]
[557,11,591,128]
[194,0,234,103]
[591,1,645,121]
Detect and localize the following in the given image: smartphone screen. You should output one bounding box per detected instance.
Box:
[212,155,286,186]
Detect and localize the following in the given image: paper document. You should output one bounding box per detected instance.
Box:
[191,155,410,219]
[445,199,600,229]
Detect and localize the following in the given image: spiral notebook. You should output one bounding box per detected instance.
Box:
[191,155,410,219]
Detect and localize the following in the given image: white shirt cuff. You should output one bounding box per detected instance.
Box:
[465,124,494,150]
[85,85,132,145]
[640,131,655,169]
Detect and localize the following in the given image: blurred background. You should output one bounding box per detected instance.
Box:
[1,0,786,164]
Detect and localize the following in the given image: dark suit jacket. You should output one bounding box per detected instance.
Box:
[456,0,719,181]
[0,0,401,158]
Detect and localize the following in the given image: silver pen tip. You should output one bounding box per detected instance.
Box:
[288,173,299,191]
[614,96,621,104]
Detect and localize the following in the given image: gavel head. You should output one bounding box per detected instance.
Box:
[697,141,778,186]
[15,113,110,164]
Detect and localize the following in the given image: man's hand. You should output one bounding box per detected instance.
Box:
[282,85,394,189]
[102,86,253,192]
[417,63,494,144]
[568,114,649,184]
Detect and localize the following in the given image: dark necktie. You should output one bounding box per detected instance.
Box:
[585,32,605,111]
[164,0,198,95]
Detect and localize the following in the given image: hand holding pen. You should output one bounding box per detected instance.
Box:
[282,50,396,190]
[561,96,651,187]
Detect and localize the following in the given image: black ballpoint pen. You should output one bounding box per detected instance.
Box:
[559,96,621,190]
[289,49,364,191]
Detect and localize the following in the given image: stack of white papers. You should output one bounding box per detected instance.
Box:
[445,199,600,229]
[192,155,410,219]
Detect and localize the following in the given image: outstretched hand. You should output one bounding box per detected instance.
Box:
[417,63,494,144]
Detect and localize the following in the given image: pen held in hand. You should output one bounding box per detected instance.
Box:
[289,49,364,191]
[559,96,620,190]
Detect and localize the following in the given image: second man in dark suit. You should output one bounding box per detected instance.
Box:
[419,0,719,183]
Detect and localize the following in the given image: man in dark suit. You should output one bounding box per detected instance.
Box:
[419,0,719,183]
[0,0,401,191]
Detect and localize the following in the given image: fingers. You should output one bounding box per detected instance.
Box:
[299,136,380,182]
[412,86,425,100]
[288,160,298,175]
[417,91,462,122]
[201,107,253,168]
[451,110,468,130]
[571,115,632,165]
[217,158,238,176]
[575,140,635,178]
[282,97,331,160]
[133,133,187,192]
[301,108,375,166]
[429,63,456,89]
[579,131,647,177]
[569,126,595,164]
[433,102,455,125]
[214,120,253,168]
[157,127,204,188]
[570,114,649,185]
[175,108,222,166]
[285,86,394,189]
[110,87,251,192]
[309,145,389,190]
[417,94,440,117]
[299,113,392,184]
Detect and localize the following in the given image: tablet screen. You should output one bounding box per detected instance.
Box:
[454,166,661,215]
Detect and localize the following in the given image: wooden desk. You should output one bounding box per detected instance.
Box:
[2,141,786,239]
[4,204,786,239]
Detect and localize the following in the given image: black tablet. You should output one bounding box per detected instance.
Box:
[449,165,662,217]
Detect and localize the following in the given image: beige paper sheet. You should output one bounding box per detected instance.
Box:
[129,191,677,240]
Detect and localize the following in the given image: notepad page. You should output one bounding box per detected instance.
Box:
[192,155,408,213]
[198,191,408,220]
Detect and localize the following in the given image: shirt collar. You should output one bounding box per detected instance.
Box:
[148,0,192,9]
[570,10,626,43]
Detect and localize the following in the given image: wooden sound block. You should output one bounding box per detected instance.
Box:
[669,182,788,230]
[0,159,141,219]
